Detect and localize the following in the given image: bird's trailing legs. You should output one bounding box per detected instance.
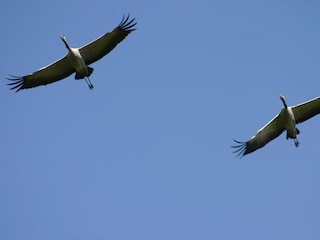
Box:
[85,77,94,90]
[294,128,300,147]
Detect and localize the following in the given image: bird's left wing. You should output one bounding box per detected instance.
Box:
[79,15,136,65]
[8,56,74,92]
[292,97,320,124]
[232,114,284,156]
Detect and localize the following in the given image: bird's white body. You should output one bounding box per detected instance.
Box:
[280,107,297,140]
[59,34,93,84]
[66,47,89,79]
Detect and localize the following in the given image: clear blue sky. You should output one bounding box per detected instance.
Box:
[1,0,320,239]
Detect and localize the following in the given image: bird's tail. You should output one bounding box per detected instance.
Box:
[75,67,94,79]
[87,67,94,77]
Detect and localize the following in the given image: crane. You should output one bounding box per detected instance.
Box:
[232,95,320,156]
[8,15,136,92]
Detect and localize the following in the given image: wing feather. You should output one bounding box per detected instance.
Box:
[79,15,137,65]
[8,56,74,92]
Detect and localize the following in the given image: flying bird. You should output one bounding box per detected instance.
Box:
[232,95,320,156]
[8,15,136,92]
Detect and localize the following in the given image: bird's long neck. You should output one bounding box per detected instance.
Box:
[281,97,288,109]
[61,38,70,50]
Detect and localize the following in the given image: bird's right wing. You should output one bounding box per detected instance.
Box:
[232,114,285,156]
[292,97,320,124]
[79,15,136,65]
[8,56,74,92]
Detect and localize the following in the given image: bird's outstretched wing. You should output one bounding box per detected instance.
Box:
[8,56,74,92]
[292,97,320,124]
[80,15,137,65]
[232,114,285,156]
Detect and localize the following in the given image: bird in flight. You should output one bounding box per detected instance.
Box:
[8,15,136,92]
[232,95,320,156]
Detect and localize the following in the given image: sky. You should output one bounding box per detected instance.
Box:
[1,0,320,239]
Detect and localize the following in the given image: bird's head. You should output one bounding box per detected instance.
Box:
[279,94,285,101]
[60,34,66,41]
[60,35,69,49]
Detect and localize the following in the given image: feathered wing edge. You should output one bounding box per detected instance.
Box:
[7,75,25,92]
[118,14,137,32]
[231,139,248,157]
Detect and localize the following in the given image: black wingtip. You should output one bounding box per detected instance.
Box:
[7,75,24,92]
[119,14,137,32]
[231,139,247,158]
